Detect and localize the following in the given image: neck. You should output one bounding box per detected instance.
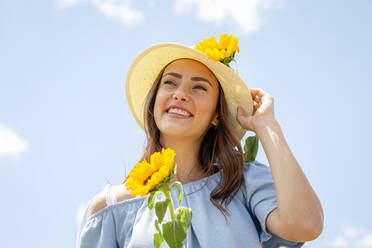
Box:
[160,134,207,184]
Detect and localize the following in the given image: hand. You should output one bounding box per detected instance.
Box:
[236,88,276,133]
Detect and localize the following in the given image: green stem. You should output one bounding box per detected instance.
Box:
[162,185,176,221]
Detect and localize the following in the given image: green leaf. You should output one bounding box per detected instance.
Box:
[220,58,231,67]
[244,135,259,162]
[155,198,170,223]
[162,220,187,248]
[148,191,160,213]
[154,232,164,248]
[175,207,192,230]
[170,181,183,204]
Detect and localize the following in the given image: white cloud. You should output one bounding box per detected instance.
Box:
[91,0,144,26]
[329,235,348,247]
[0,124,29,160]
[57,0,281,34]
[360,234,372,247]
[57,0,144,26]
[324,222,372,248]
[344,225,359,239]
[174,0,283,34]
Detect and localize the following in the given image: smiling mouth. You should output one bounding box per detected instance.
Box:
[166,112,193,119]
[166,107,194,117]
[165,109,193,119]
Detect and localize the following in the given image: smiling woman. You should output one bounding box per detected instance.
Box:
[76,34,323,248]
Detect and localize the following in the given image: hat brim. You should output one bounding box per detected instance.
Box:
[125,42,253,141]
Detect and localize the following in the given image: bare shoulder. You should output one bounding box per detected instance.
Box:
[110,184,134,203]
[89,184,134,216]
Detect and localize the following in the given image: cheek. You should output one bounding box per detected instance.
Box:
[196,95,218,118]
[153,91,167,119]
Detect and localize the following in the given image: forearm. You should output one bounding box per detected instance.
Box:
[255,118,324,232]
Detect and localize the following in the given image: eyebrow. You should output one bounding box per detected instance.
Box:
[163,72,213,87]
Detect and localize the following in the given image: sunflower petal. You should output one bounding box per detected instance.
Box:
[123,148,176,197]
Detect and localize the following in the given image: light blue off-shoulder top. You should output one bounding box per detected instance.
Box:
[77,161,305,248]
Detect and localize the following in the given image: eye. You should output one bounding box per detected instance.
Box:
[194,85,207,91]
[164,80,176,86]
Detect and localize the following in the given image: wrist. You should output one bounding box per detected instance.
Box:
[254,117,280,137]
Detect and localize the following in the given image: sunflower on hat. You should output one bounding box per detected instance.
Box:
[194,34,240,69]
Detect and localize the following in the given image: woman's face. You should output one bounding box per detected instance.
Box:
[153,58,219,140]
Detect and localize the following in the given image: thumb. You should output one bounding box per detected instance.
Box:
[237,106,254,130]
[237,106,247,117]
[236,107,247,123]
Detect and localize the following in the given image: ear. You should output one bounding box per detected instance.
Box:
[211,112,219,126]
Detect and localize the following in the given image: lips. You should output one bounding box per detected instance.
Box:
[165,105,193,116]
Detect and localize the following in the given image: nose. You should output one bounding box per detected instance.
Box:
[172,87,189,102]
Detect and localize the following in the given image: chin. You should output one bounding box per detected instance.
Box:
[155,118,208,138]
[160,126,191,136]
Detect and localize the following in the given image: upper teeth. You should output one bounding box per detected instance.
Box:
[168,108,191,116]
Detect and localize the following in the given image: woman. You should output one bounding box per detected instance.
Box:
[76,37,324,248]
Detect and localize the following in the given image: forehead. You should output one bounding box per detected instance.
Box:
[163,58,218,83]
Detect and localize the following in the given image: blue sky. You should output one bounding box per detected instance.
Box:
[1,0,371,247]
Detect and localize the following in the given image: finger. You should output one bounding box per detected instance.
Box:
[249,88,263,94]
[253,96,262,108]
[255,96,263,106]
[259,95,273,110]
[250,89,260,98]
[251,91,262,103]
[253,101,260,112]
[252,106,257,115]
[250,88,266,97]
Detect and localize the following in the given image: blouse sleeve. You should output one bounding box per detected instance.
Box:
[78,207,119,248]
[76,184,118,248]
[243,161,305,247]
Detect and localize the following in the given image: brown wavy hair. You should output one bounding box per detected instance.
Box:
[138,59,245,220]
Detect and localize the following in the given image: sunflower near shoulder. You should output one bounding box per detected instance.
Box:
[124,147,176,197]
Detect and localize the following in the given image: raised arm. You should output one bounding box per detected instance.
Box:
[236,88,324,242]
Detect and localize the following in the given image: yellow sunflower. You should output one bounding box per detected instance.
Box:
[194,34,240,66]
[124,148,176,197]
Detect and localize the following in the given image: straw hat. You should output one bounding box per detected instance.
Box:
[125,36,253,141]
